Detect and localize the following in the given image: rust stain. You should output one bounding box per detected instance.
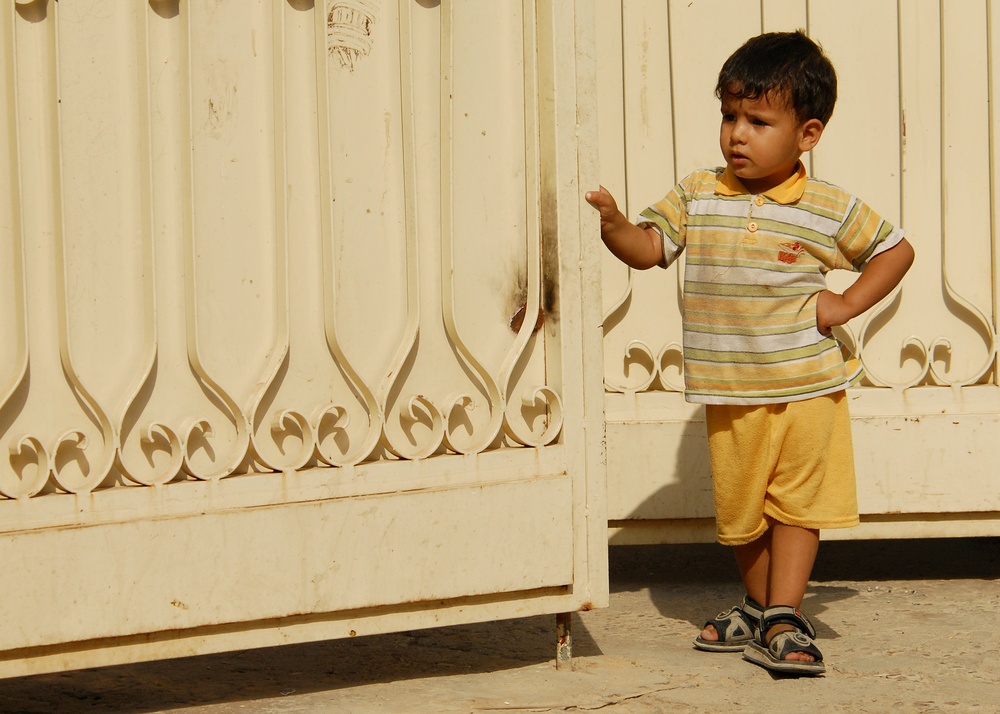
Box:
[509,304,544,334]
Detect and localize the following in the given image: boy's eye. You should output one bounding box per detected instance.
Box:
[721,113,736,122]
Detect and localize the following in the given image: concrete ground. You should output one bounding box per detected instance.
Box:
[1,537,998,713]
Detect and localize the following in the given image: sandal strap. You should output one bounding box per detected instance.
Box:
[740,595,765,622]
[701,594,764,643]
[759,605,817,639]
[703,606,752,642]
[767,629,824,663]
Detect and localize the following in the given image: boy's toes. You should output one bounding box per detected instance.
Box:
[699,624,720,642]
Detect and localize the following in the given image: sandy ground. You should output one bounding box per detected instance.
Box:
[1,537,998,713]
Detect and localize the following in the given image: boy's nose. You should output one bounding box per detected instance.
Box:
[730,119,748,143]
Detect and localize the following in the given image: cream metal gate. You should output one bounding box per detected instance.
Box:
[0,0,607,677]
[599,0,1000,544]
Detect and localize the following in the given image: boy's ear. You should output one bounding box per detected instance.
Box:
[798,118,825,151]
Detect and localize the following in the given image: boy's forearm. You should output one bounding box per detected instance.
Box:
[602,213,664,270]
[841,238,915,319]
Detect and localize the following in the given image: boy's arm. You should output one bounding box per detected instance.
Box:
[585,186,664,270]
[817,237,915,335]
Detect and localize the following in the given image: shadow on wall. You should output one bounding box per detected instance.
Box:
[606,411,716,532]
[606,405,1000,638]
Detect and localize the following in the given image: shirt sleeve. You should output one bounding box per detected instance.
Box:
[835,196,906,272]
[636,180,688,269]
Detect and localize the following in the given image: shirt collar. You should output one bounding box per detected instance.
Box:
[715,161,807,204]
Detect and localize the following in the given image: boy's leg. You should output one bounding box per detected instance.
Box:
[700,403,772,645]
[700,524,819,662]
[699,532,770,643]
[733,529,771,606]
[761,523,820,662]
[766,523,819,606]
[701,395,852,662]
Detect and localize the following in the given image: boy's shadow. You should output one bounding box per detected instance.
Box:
[610,541,855,640]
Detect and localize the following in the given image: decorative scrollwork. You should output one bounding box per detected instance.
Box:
[656,341,685,392]
[0,1,117,498]
[604,339,685,394]
[265,409,312,471]
[503,386,563,447]
[1,435,49,499]
[383,393,445,460]
[315,402,377,467]
[605,340,656,393]
[128,422,183,486]
[857,244,997,391]
[0,0,584,503]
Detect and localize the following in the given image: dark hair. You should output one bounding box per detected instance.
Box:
[715,30,837,125]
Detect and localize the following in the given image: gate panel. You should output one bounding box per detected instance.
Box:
[600,0,1000,544]
[3,471,573,651]
[0,0,606,677]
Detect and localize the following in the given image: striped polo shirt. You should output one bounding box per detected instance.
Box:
[638,162,905,405]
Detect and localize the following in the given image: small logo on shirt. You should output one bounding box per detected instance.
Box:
[778,241,804,264]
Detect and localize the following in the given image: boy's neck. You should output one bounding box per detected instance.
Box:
[718,161,807,205]
[738,161,802,195]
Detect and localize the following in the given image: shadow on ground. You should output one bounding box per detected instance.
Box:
[0,611,602,713]
[610,535,1000,639]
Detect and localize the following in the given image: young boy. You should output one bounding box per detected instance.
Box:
[586,31,914,675]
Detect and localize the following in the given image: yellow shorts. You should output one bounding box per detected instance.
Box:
[705,391,859,546]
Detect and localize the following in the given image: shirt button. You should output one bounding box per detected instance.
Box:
[747,221,759,232]
[755,195,765,206]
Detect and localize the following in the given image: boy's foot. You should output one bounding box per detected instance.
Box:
[693,595,764,652]
[763,623,817,662]
[742,606,825,675]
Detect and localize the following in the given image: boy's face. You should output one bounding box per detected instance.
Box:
[719,90,823,194]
